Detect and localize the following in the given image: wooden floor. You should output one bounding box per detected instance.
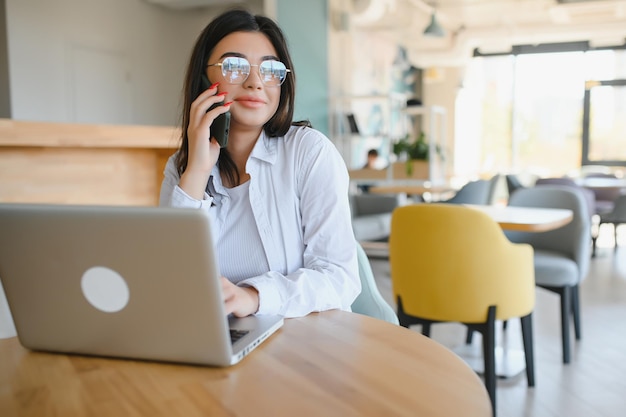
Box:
[367,223,626,417]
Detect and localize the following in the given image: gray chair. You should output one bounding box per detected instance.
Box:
[584,173,621,215]
[505,185,591,364]
[535,177,598,255]
[505,174,525,198]
[594,194,626,252]
[349,193,404,242]
[351,243,399,325]
[441,174,500,205]
[535,177,596,217]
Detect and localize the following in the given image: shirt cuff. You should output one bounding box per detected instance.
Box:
[240,278,282,316]
[171,185,214,209]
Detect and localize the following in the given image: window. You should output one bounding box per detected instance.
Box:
[459,46,626,177]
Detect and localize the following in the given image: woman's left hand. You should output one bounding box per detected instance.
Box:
[221,277,260,317]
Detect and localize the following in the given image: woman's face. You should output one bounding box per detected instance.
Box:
[206,31,282,134]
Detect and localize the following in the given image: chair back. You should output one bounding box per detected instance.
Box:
[349,193,403,217]
[535,177,596,217]
[351,243,399,325]
[506,185,591,282]
[535,177,577,187]
[601,194,626,223]
[505,174,525,197]
[487,174,502,204]
[591,187,622,208]
[389,204,534,323]
[583,173,622,211]
[443,174,500,205]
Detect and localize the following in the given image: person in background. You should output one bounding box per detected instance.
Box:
[363,148,379,169]
[159,8,360,319]
[357,148,381,193]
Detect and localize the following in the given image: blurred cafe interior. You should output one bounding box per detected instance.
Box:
[1,1,626,417]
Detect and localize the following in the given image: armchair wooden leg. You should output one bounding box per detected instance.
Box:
[539,284,574,364]
[482,306,497,416]
[592,235,598,257]
[560,286,572,364]
[572,284,581,341]
[396,296,435,337]
[520,313,535,387]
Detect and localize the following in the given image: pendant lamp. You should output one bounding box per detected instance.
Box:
[423,11,445,37]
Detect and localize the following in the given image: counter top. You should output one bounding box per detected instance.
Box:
[0,118,181,149]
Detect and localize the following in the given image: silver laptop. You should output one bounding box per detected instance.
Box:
[0,203,283,366]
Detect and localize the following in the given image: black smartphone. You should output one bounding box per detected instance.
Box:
[201,75,230,148]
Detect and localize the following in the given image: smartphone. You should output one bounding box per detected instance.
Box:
[201,75,230,148]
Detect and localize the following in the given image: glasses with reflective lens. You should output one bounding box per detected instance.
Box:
[207,57,290,87]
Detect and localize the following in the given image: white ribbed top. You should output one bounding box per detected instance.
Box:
[216,180,269,283]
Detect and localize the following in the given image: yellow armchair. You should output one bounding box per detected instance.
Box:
[390,204,535,415]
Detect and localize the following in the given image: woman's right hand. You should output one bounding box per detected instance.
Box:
[221,277,260,317]
[179,83,232,199]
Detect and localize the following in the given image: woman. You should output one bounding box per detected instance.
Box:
[159,9,360,319]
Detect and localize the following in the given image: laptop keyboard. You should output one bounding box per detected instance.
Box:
[230,329,249,344]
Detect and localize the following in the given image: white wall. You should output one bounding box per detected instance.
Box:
[5,0,262,126]
[422,67,463,178]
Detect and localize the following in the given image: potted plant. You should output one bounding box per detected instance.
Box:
[392,132,436,178]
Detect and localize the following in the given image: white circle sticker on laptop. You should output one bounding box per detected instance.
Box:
[81,266,130,313]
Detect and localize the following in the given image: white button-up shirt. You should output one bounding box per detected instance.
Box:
[159,125,360,318]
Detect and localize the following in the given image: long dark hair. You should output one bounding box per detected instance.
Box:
[174,8,298,185]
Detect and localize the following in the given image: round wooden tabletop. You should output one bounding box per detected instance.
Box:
[466,204,574,232]
[0,310,492,417]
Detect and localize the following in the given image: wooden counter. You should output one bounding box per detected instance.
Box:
[0,119,180,206]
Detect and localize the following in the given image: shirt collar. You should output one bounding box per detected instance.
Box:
[249,130,278,165]
[209,130,278,197]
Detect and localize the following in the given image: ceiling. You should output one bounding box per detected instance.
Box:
[141,0,626,67]
[341,0,626,66]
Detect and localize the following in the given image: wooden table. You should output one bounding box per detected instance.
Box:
[0,310,492,417]
[368,184,455,196]
[361,203,573,257]
[368,184,455,203]
[361,204,574,257]
[575,177,626,189]
[466,204,574,232]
